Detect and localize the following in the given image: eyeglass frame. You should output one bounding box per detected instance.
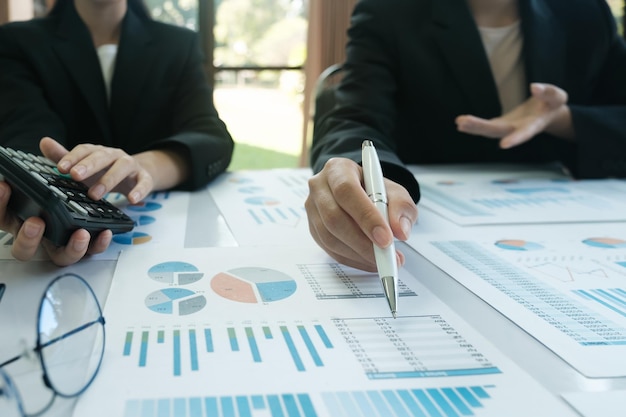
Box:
[0,272,106,416]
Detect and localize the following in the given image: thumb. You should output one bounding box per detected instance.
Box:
[530,83,567,107]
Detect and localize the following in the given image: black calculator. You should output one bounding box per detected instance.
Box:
[0,145,135,246]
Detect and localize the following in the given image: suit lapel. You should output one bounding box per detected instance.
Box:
[521,0,566,86]
[430,0,501,117]
[51,4,112,144]
[109,11,155,146]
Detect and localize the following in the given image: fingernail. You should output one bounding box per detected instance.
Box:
[372,226,391,247]
[397,251,405,267]
[58,161,70,171]
[73,165,86,177]
[72,238,89,252]
[400,216,412,237]
[102,231,113,247]
[129,191,141,204]
[91,184,106,200]
[23,222,42,238]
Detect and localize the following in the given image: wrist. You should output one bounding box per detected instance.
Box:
[135,148,189,189]
[545,105,575,140]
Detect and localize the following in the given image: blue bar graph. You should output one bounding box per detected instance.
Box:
[314,325,332,348]
[228,328,239,351]
[125,393,319,417]
[321,386,493,417]
[189,398,202,417]
[123,331,133,356]
[204,329,213,352]
[297,325,323,367]
[118,385,488,417]
[139,331,149,367]
[173,330,181,376]
[121,323,334,376]
[280,325,305,372]
[189,329,198,371]
[245,327,262,363]
[421,185,491,216]
[246,206,303,225]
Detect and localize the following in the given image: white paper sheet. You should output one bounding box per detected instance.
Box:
[415,171,626,225]
[73,246,576,417]
[94,191,191,259]
[207,169,318,246]
[561,390,626,417]
[406,222,626,378]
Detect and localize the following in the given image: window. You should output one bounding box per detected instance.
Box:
[147,0,308,170]
[607,0,625,35]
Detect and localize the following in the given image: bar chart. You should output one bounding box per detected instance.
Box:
[120,315,498,380]
[121,385,498,417]
[121,321,334,376]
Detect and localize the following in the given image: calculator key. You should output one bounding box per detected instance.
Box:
[67,200,89,216]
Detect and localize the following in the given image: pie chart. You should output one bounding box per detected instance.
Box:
[130,215,156,226]
[211,267,297,303]
[145,288,206,315]
[127,201,163,212]
[148,261,204,285]
[112,231,152,245]
[495,239,543,251]
[582,237,626,249]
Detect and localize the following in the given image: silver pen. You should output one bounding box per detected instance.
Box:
[361,140,398,318]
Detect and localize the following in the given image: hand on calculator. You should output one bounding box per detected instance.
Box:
[0,138,138,266]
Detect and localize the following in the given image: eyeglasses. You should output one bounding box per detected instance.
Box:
[0,273,105,417]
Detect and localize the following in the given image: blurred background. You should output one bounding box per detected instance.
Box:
[1,0,625,171]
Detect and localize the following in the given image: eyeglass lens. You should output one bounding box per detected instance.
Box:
[37,273,105,398]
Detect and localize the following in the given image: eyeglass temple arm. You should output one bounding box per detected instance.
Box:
[38,316,105,350]
[0,354,21,368]
[0,316,105,368]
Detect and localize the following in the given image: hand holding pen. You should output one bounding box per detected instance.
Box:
[304,144,418,288]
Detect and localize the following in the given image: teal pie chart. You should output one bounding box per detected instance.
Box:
[145,288,206,315]
[148,261,204,285]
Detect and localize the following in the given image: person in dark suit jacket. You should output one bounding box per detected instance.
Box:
[305,0,626,272]
[0,0,234,265]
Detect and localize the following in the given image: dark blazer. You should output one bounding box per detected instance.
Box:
[311,0,626,202]
[0,4,234,190]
